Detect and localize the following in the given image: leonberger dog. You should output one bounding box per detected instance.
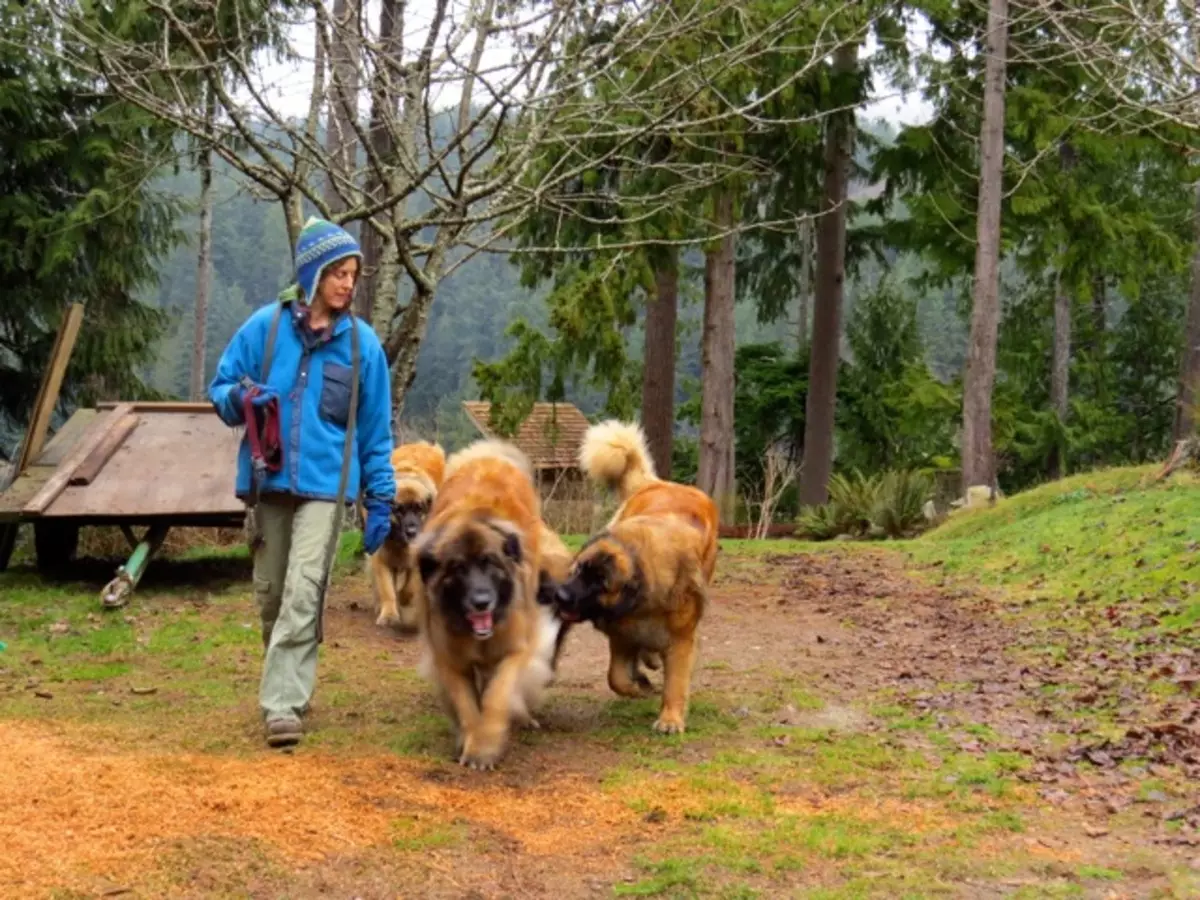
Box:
[552,420,719,734]
[369,441,446,632]
[412,439,566,769]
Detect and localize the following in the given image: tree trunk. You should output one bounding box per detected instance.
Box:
[798,42,857,507]
[641,251,678,479]
[1049,141,1075,480]
[697,190,737,522]
[1173,181,1200,443]
[961,0,1009,492]
[1050,261,1070,478]
[188,89,216,402]
[387,278,436,428]
[797,218,812,349]
[357,0,401,324]
[325,0,359,223]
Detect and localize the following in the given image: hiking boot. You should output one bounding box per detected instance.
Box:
[264,715,303,748]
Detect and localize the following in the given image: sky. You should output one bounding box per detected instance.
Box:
[237,1,937,129]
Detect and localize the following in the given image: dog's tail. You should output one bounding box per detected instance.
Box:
[579,419,658,501]
[445,438,533,481]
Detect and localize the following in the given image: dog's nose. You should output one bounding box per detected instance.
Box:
[554,585,572,606]
[404,523,420,541]
[469,589,493,611]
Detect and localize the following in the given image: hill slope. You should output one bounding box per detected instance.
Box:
[912,465,1200,633]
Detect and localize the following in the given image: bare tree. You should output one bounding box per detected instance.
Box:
[754,440,798,539]
[54,0,879,423]
[961,0,1010,492]
[189,85,216,402]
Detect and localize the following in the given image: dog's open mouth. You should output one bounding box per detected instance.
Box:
[467,610,494,637]
[557,609,581,623]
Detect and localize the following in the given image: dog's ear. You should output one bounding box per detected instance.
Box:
[502,530,522,564]
[483,517,523,565]
[418,549,439,583]
[412,528,441,582]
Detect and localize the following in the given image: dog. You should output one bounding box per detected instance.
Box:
[412,439,565,769]
[553,419,718,734]
[369,441,446,631]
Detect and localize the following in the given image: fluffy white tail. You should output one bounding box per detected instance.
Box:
[578,419,658,501]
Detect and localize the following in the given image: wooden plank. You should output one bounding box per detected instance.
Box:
[23,405,134,515]
[48,409,245,518]
[96,401,215,413]
[69,413,139,485]
[14,303,85,475]
[0,467,56,521]
[33,409,99,468]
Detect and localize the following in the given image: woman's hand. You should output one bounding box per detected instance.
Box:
[362,498,392,555]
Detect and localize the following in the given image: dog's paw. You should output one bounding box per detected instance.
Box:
[375,609,401,629]
[458,730,504,770]
[652,713,686,735]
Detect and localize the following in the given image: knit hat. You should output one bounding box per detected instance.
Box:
[295,216,362,303]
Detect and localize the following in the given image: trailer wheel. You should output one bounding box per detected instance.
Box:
[34,521,80,573]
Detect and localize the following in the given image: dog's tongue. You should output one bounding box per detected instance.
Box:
[468,610,494,634]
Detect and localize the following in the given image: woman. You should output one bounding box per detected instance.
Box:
[209,216,395,748]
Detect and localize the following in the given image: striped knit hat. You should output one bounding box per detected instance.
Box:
[295,216,362,303]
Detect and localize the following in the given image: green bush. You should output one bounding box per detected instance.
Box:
[795,469,935,541]
[873,469,936,538]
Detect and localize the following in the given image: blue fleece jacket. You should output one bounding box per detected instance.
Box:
[208,296,396,505]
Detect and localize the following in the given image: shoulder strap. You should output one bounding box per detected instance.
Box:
[260,301,285,383]
[316,313,362,645]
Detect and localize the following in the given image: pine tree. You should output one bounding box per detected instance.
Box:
[0,1,183,442]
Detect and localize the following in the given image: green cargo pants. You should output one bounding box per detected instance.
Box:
[252,495,341,722]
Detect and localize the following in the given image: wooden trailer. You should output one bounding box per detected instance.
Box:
[0,401,245,607]
[0,303,245,608]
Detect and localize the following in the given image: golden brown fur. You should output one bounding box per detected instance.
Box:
[412,439,563,769]
[580,419,719,581]
[369,441,446,631]
[554,420,720,734]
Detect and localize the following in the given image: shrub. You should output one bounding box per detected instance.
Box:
[795,468,935,541]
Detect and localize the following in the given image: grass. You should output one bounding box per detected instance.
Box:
[2,497,1199,898]
[911,465,1200,623]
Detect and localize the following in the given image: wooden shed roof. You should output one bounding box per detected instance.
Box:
[461,401,590,470]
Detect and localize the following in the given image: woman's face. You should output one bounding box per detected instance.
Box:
[317,257,360,310]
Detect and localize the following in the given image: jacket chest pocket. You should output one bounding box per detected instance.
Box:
[319,362,354,427]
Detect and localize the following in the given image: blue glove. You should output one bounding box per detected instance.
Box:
[362,498,392,555]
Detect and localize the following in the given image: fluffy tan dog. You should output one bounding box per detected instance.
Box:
[413,439,564,769]
[369,441,446,631]
[552,420,719,734]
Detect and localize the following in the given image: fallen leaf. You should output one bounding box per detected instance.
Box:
[1084,824,1110,838]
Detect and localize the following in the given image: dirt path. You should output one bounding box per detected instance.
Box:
[1,547,1197,898]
